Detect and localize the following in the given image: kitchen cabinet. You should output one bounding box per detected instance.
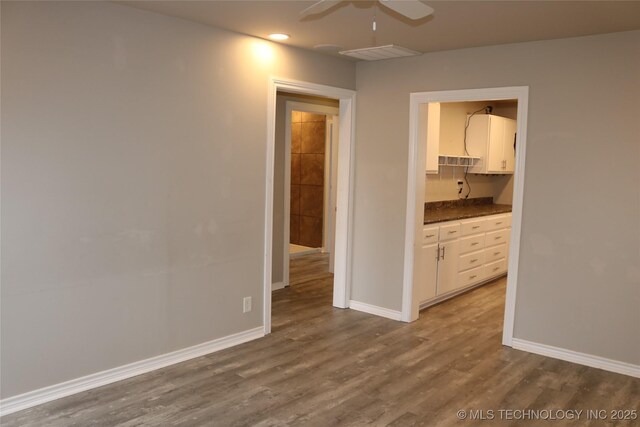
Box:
[435,239,460,295]
[418,226,439,302]
[466,114,516,174]
[424,102,440,174]
[417,221,460,303]
[419,213,512,307]
[418,243,439,302]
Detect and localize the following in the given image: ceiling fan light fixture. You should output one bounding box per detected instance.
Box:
[268,33,290,41]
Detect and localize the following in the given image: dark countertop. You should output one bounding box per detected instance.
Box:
[424,197,512,225]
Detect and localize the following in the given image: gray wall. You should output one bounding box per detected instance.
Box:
[0,1,355,398]
[351,30,640,364]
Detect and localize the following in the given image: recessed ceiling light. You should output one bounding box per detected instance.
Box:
[268,33,290,41]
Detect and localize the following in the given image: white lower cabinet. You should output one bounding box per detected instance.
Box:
[484,258,507,277]
[419,212,511,306]
[485,243,507,263]
[458,249,485,272]
[458,265,485,289]
[419,243,439,302]
[419,223,460,301]
[434,239,460,295]
[459,234,485,254]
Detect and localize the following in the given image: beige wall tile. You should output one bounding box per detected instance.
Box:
[299,216,323,248]
[290,214,300,245]
[300,185,324,218]
[291,122,302,154]
[290,184,300,216]
[291,153,301,185]
[301,154,324,186]
[301,122,325,154]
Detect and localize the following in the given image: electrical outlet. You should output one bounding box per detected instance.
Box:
[457,180,464,191]
[243,297,252,313]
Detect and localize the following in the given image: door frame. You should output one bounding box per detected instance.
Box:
[283,101,339,287]
[401,86,529,347]
[264,77,356,334]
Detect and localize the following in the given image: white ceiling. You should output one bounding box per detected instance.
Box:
[117,1,640,59]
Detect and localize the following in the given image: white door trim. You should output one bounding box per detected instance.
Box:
[401,86,529,348]
[326,115,340,274]
[265,77,356,334]
[283,101,339,289]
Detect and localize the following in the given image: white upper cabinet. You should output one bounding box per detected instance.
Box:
[466,114,516,174]
[424,102,440,174]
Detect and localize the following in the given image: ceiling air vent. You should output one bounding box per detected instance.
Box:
[339,44,421,61]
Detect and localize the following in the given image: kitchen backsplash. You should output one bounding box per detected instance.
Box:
[425,170,514,205]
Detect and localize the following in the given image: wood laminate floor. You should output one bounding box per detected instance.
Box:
[2,253,639,426]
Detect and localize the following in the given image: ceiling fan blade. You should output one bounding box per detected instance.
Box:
[300,0,342,17]
[379,0,434,20]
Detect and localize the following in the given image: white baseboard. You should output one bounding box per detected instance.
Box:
[511,338,640,378]
[0,326,265,417]
[349,300,402,321]
[272,281,286,291]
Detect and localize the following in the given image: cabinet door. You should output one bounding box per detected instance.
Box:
[418,243,439,303]
[503,119,516,172]
[466,115,490,174]
[436,239,460,295]
[487,116,505,173]
[425,103,440,174]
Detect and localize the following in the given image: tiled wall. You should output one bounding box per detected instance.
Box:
[290,111,325,248]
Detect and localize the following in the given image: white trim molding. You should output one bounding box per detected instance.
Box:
[402,87,529,350]
[349,300,403,321]
[0,327,265,417]
[512,338,640,378]
[264,77,356,334]
[272,281,286,291]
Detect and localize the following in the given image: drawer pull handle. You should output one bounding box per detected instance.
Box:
[494,252,500,256]
[471,242,479,246]
[471,259,478,263]
[495,236,501,240]
[469,275,477,279]
[496,222,502,225]
[448,230,457,234]
[493,267,500,271]
[472,226,480,229]
[426,234,434,238]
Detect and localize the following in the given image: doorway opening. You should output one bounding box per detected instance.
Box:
[402,87,529,348]
[264,78,356,334]
[278,96,340,292]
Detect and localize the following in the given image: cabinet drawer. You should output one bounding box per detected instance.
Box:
[485,229,510,247]
[485,214,511,231]
[460,218,486,236]
[422,226,439,245]
[459,249,485,272]
[439,222,461,241]
[485,243,507,263]
[459,234,485,255]
[485,258,507,278]
[457,265,485,289]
